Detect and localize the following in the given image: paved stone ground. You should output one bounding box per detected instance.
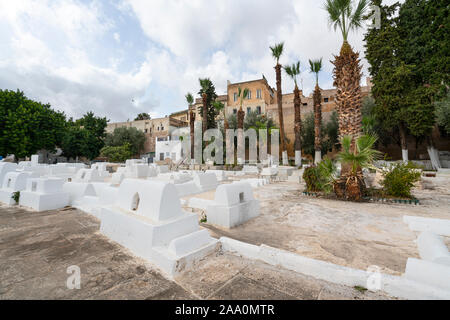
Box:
[0,205,392,300]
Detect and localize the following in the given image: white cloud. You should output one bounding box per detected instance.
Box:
[0,0,404,122]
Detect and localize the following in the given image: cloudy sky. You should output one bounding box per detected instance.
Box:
[0,0,399,122]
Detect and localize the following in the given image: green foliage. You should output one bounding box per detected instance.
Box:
[381,162,421,198]
[11,191,20,204]
[308,58,323,84]
[0,89,67,158]
[324,0,369,41]
[270,42,284,63]
[284,62,301,87]
[300,111,339,157]
[364,0,449,142]
[317,157,338,194]
[435,92,450,134]
[337,134,382,174]
[134,113,151,121]
[185,92,194,105]
[62,112,108,160]
[100,143,134,163]
[302,166,323,192]
[104,127,146,156]
[198,78,218,129]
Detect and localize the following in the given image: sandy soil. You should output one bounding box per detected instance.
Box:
[187,176,450,276]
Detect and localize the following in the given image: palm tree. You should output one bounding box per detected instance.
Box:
[270,42,287,164]
[336,134,381,201]
[309,58,323,164]
[237,87,249,130]
[236,87,249,164]
[324,0,368,143]
[213,100,227,130]
[186,92,195,161]
[284,61,302,166]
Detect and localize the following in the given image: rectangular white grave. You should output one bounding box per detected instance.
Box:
[206,182,260,228]
[74,169,105,183]
[19,178,70,211]
[0,162,18,186]
[242,165,259,174]
[99,179,218,277]
[0,172,35,205]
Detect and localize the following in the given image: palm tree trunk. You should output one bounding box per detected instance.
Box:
[189,110,195,161]
[332,41,363,145]
[293,85,302,166]
[202,93,208,135]
[237,108,245,164]
[275,64,287,164]
[313,84,322,164]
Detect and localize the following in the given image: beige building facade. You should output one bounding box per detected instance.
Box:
[107,76,372,157]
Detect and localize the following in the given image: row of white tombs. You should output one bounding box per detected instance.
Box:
[0,159,265,277]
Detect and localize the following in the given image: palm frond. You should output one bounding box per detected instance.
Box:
[349,0,369,31]
[185,92,194,105]
[270,42,284,63]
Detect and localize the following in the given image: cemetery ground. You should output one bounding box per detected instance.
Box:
[1,176,448,300]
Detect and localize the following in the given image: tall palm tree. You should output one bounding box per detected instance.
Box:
[186,92,195,161]
[324,0,368,143]
[284,61,302,166]
[236,87,249,164]
[270,42,287,164]
[237,87,249,130]
[309,58,323,164]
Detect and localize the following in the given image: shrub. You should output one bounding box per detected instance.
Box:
[303,166,323,192]
[11,191,20,204]
[100,143,134,163]
[381,163,421,198]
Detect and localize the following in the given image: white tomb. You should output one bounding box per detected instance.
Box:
[0,162,18,186]
[157,165,169,174]
[74,169,105,183]
[205,170,228,182]
[125,164,149,179]
[206,182,260,228]
[111,167,126,185]
[99,179,218,277]
[242,165,259,174]
[63,182,97,204]
[91,162,111,179]
[193,172,218,192]
[0,171,35,205]
[19,177,70,211]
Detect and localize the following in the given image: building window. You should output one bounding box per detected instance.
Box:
[247,107,251,114]
[234,93,238,102]
[247,90,251,99]
[324,97,329,103]
[159,153,164,161]
[256,106,261,114]
[144,129,148,133]
[161,126,164,131]
[233,109,237,114]
[257,89,262,99]
[303,103,307,106]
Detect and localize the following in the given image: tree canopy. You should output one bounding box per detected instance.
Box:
[134,113,151,121]
[198,78,218,129]
[104,126,146,156]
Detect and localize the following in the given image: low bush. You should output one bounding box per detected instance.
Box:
[303,166,323,192]
[100,143,134,163]
[11,191,20,204]
[381,162,421,198]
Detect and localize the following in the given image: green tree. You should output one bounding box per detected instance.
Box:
[301,111,339,158]
[104,127,146,155]
[100,143,134,163]
[0,89,67,159]
[435,92,450,135]
[198,78,218,131]
[134,113,151,121]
